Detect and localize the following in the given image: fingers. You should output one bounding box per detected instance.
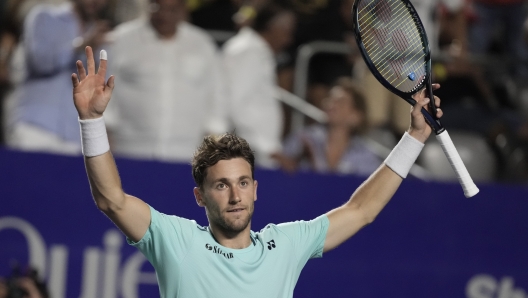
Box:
[106,75,115,90]
[436,107,443,118]
[97,50,107,78]
[71,73,79,87]
[413,84,441,102]
[76,60,86,80]
[85,46,95,75]
[433,95,441,108]
[104,75,115,98]
[412,95,429,118]
[420,95,442,119]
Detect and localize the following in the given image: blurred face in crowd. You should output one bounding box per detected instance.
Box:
[194,158,258,236]
[75,0,108,20]
[261,11,296,54]
[324,86,363,128]
[0,279,6,298]
[150,0,186,38]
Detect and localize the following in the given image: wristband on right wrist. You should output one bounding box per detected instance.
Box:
[79,117,110,157]
[384,132,425,178]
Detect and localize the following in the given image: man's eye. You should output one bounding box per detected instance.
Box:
[241,181,248,186]
[217,183,226,189]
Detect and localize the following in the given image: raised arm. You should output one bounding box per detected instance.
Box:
[72,46,150,242]
[323,85,443,252]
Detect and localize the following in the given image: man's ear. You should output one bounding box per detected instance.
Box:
[253,180,258,202]
[194,187,206,207]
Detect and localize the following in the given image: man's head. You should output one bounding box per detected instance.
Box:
[192,133,257,235]
[192,133,255,189]
[73,0,109,21]
[324,77,368,134]
[252,4,296,54]
[149,0,186,38]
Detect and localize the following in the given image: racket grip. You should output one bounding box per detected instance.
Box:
[436,130,479,198]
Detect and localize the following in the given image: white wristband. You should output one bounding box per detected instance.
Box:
[79,117,110,157]
[384,132,424,178]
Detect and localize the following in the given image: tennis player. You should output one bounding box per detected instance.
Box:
[72,46,443,297]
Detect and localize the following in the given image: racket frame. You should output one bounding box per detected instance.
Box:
[352,0,444,134]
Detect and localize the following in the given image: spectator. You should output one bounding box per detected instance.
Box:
[105,0,228,162]
[222,3,296,168]
[280,77,381,175]
[5,0,111,154]
[0,265,48,298]
[1,0,38,146]
[468,0,528,78]
[0,278,6,298]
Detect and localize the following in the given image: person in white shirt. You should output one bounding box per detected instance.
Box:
[105,0,228,162]
[222,4,296,168]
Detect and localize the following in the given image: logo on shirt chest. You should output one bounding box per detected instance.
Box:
[267,240,276,250]
[205,243,234,259]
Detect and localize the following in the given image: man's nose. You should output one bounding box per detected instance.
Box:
[229,186,242,204]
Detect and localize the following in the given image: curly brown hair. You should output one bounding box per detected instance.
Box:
[192,133,255,189]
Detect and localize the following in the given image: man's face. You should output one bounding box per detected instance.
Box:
[194,158,257,234]
[77,0,108,19]
[324,86,362,128]
[150,0,185,36]
[266,12,296,53]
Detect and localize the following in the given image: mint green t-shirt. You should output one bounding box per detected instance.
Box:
[128,206,329,298]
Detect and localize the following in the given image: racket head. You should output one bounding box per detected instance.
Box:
[352,0,431,105]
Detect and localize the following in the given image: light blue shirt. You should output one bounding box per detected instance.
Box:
[11,3,100,142]
[128,206,329,298]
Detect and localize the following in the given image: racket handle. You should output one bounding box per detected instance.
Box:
[436,130,479,198]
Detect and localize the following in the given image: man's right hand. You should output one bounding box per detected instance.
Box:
[71,46,114,120]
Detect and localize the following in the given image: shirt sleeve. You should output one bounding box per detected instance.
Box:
[127,206,195,269]
[276,215,329,265]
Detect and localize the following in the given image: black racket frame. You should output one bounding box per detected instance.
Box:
[352,0,445,134]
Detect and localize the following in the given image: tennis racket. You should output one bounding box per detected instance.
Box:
[352,0,479,197]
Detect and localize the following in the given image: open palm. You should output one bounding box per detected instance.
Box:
[72,46,115,120]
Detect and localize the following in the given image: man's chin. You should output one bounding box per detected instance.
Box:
[223,217,251,233]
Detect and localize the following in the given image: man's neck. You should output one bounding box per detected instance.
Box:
[258,31,278,55]
[208,225,252,249]
[150,20,178,40]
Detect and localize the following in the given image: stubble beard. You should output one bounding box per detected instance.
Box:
[210,205,254,235]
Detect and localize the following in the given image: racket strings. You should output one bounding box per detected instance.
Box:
[361,16,425,88]
[356,0,427,92]
[372,30,423,79]
[360,2,422,66]
[359,3,409,48]
[359,4,422,68]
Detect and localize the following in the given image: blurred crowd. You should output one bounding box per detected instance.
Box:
[0,265,48,298]
[1,0,528,182]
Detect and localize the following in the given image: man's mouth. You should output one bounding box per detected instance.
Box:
[227,208,245,213]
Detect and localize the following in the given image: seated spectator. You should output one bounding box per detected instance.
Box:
[280,77,381,175]
[222,3,296,168]
[0,265,48,298]
[5,0,110,155]
[105,0,228,162]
